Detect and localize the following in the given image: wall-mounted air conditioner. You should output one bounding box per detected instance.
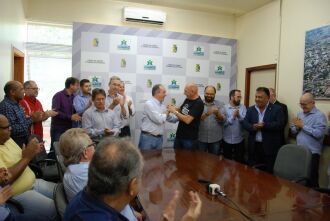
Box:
[123,7,166,25]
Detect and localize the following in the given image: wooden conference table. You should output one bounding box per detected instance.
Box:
[138,149,330,221]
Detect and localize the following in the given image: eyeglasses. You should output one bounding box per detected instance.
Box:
[27,87,40,91]
[0,125,11,130]
[84,142,96,150]
[299,102,311,106]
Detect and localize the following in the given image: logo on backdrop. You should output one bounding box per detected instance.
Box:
[117,39,130,50]
[90,76,102,88]
[215,65,225,75]
[195,64,201,72]
[170,98,176,105]
[120,58,126,68]
[216,82,221,91]
[92,38,99,47]
[172,44,178,53]
[193,46,204,56]
[146,79,153,88]
[168,80,180,90]
[167,132,176,142]
[144,59,156,70]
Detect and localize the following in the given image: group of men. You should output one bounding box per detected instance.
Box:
[0,75,328,220]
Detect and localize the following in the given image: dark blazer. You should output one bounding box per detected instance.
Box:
[274,100,288,126]
[243,103,285,156]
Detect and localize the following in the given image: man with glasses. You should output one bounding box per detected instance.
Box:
[0,81,43,148]
[59,128,140,220]
[290,92,327,187]
[20,80,58,140]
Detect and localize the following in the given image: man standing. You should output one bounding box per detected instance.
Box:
[20,80,58,140]
[0,81,43,147]
[73,79,92,128]
[50,77,80,153]
[82,88,120,142]
[105,76,126,123]
[167,83,204,150]
[269,88,288,145]
[223,89,246,163]
[198,85,226,155]
[243,87,284,173]
[139,84,176,150]
[118,81,135,137]
[290,92,327,187]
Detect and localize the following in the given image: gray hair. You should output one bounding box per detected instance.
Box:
[87,137,144,197]
[108,76,121,85]
[59,128,91,167]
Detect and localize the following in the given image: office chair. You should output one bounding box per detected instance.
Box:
[53,142,66,181]
[273,144,312,185]
[53,183,68,221]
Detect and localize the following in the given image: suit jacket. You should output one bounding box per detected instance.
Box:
[274,100,288,126]
[243,103,284,156]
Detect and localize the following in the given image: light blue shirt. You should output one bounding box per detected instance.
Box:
[290,107,327,154]
[223,103,247,144]
[254,104,269,142]
[63,163,137,221]
[140,97,177,136]
[82,106,121,139]
[73,91,91,114]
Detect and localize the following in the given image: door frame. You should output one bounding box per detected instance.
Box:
[12,46,25,83]
[244,64,277,107]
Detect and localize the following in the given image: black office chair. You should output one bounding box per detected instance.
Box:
[53,183,68,220]
[273,144,312,185]
[53,142,66,182]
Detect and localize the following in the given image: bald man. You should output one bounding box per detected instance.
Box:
[0,81,43,147]
[291,92,327,187]
[167,83,204,150]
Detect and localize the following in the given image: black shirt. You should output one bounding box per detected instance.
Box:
[176,96,204,140]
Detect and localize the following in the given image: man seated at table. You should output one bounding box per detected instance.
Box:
[0,114,56,221]
[82,88,121,142]
[64,137,202,221]
[59,128,139,220]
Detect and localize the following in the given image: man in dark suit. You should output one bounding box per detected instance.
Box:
[269,88,288,145]
[243,87,284,173]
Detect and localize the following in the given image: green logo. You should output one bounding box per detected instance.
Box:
[195,64,201,72]
[120,58,126,68]
[193,46,204,56]
[146,79,153,88]
[144,59,156,70]
[216,83,221,91]
[168,80,180,90]
[172,44,177,53]
[91,76,101,88]
[171,98,176,105]
[117,39,130,50]
[167,132,176,141]
[215,65,225,75]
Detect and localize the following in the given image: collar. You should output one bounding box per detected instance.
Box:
[254,102,270,113]
[79,91,91,98]
[305,107,318,115]
[4,96,19,105]
[24,95,37,103]
[151,97,162,105]
[92,106,108,112]
[203,99,215,106]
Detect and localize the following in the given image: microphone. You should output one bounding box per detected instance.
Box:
[208,183,226,197]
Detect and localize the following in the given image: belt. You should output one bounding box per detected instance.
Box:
[141,131,162,138]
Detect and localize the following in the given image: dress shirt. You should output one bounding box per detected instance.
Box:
[82,106,121,139]
[223,103,246,144]
[20,95,44,139]
[73,91,91,114]
[140,97,177,136]
[290,107,327,154]
[254,103,269,142]
[198,100,225,143]
[0,96,32,143]
[120,95,135,128]
[51,89,75,133]
[64,189,129,221]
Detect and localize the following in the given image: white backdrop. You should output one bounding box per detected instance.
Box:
[72,22,237,147]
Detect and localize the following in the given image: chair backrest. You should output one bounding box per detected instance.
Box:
[54,183,68,220]
[274,144,312,184]
[54,141,67,181]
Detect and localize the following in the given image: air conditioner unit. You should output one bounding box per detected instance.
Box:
[123,7,166,25]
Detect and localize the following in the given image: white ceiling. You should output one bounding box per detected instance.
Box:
[114,0,275,16]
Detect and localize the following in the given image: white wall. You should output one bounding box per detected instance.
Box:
[0,0,26,98]
[24,0,236,39]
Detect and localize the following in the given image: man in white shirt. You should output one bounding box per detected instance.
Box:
[139,84,176,150]
[118,81,135,137]
[82,88,121,142]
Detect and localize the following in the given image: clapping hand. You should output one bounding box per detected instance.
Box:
[292,117,304,129]
[0,185,13,205]
[0,168,10,186]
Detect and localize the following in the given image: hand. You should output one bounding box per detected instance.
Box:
[128,100,132,108]
[233,109,239,118]
[22,138,42,160]
[167,104,177,113]
[0,185,13,205]
[104,128,114,136]
[253,122,264,130]
[134,210,143,221]
[112,97,121,106]
[31,111,43,122]
[119,95,126,107]
[181,191,202,221]
[71,113,81,122]
[161,190,180,221]
[45,109,58,118]
[292,117,304,129]
[0,168,11,186]
[210,106,219,115]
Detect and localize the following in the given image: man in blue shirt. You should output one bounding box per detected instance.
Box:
[223,89,246,163]
[73,79,92,128]
[290,92,327,187]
